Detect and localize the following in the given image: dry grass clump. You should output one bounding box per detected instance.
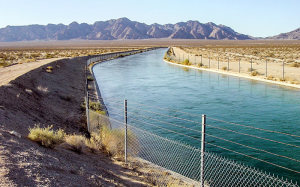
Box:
[290,62,300,68]
[101,125,125,157]
[89,101,106,115]
[267,75,275,80]
[222,66,227,70]
[46,66,53,73]
[65,135,87,153]
[251,71,259,76]
[182,59,191,66]
[197,63,204,67]
[28,125,66,148]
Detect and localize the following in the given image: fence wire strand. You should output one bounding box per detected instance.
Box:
[88,110,299,186]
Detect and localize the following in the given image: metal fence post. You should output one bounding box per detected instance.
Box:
[266,59,268,77]
[239,59,241,73]
[218,57,219,70]
[124,99,128,163]
[201,55,203,65]
[208,56,210,68]
[86,91,90,132]
[227,57,229,71]
[251,58,253,72]
[201,114,206,187]
[282,60,285,80]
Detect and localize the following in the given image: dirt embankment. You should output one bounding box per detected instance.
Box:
[0,58,151,186]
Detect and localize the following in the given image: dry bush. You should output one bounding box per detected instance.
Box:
[251,71,259,76]
[267,75,275,80]
[65,134,91,153]
[46,66,53,73]
[222,66,227,70]
[290,62,300,68]
[28,125,65,148]
[101,125,125,157]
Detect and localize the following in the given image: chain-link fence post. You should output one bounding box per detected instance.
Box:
[124,99,128,163]
[201,114,206,187]
[239,59,241,73]
[282,60,285,80]
[209,56,210,68]
[227,57,229,71]
[251,58,253,72]
[266,59,268,77]
[218,57,220,70]
[86,91,90,132]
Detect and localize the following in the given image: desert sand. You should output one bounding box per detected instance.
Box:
[169,47,300,89]
[0,57,154,186]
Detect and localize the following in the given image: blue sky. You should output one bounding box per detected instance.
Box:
[0,0,299,37]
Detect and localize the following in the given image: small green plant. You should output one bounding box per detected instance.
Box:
[28,125,66,148]
[182,59,191,65]
[89,101,106,115]
[197,63,204,67]
[46,66,53,73]
[87,75,94,81]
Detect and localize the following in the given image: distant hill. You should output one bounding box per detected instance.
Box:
[267,27,300,40]
[0,18,253,41]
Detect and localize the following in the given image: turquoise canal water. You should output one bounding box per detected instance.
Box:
[93,49,300,182]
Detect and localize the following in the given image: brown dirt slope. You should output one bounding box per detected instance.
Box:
[0,58,150,186]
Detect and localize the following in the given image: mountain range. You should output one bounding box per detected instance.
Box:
[267,27,300,40]
[0,17,298,41]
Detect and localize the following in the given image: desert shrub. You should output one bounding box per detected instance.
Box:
[251,71,259,76]
[99,125,138,158]
[89,101,101,111]
[290,62,300,68]
[197,63,204,67]
[87,75,94,81]
[182,59,191,65]
[222,66,227,70]
[65,134,88,153]
[101,125,125,157]
[88,132,103,151]
[267,75,274,80]
[0,61,10,67]
[46,66,53,73]
[46,53,54,59]
[89,101,106,115]
[28,125,66,148]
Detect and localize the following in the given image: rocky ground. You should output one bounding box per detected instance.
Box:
[0,58,153,186]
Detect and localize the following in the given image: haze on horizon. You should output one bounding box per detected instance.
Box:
[0,0,299,38]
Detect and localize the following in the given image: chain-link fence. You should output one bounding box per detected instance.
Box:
[166,47,300,85]
[85,50,299,186]
[87,109,298,187]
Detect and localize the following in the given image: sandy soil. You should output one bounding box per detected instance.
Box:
[1,39,300,49]
[0,57,156,186]
[0,58,62,86]
[170,47,300,88]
